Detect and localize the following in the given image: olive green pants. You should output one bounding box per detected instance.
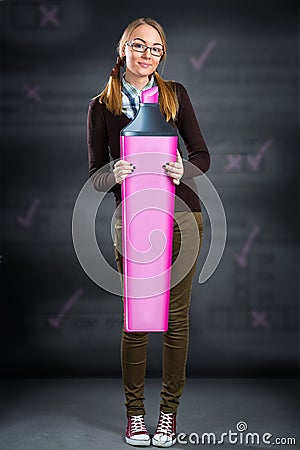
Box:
[114,211,203,417]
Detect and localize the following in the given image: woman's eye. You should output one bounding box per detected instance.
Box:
[134,44,144,50]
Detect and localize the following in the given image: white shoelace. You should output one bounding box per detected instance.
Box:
[130,415,148,434]
[156,411,174,435]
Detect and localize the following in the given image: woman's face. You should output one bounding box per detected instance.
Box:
[121,24,163,84]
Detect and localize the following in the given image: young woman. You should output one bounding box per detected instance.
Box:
[87,17,210,448]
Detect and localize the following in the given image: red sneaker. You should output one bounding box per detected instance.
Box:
[152,411,176,447]
[125,414,151,446]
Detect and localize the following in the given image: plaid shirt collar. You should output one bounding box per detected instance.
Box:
[121,75,155,119]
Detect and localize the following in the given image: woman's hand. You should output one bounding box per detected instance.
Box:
[113,149,183,186]
[163,149,184,185]
[113,159,135,184]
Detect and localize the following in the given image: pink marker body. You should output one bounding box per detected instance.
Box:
[120,87,178,332]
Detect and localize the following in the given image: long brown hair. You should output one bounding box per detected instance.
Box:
[92,17,178,122]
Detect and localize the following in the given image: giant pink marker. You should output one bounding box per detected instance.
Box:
[120,86,178,332]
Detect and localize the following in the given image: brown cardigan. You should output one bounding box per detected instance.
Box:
[87,82,210,213]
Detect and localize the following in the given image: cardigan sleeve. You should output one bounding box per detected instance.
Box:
[87,99,117,193]
[175,83,210,179]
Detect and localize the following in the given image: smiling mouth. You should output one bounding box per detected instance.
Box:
[138,62,151,67]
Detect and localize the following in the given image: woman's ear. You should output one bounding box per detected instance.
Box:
[120,45,126,57]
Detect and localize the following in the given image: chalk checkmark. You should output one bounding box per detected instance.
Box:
[235,225,260,267]
[48,288,83,329]
[17,198,41,227]
[190,39,216,71]
[247,138,273,171]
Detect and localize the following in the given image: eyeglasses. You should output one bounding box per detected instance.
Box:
[126,41,164,57]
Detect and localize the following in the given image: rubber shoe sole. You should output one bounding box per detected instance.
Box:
[125,435,151,446]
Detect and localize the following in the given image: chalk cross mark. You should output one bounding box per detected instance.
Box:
[23,85,41,102]
[251,309,270,330]
[39,5,61,28]
[225,154,242,172]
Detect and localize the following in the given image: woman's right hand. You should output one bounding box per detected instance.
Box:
[113,159,135,184]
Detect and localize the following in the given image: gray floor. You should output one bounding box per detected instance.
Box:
[0,378,299,449]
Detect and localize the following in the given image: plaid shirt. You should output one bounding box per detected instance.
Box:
[121,75,155,119]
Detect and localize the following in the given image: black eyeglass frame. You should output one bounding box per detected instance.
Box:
[126,41,165,57]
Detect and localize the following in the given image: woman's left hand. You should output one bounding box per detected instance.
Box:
[163,149,184,185]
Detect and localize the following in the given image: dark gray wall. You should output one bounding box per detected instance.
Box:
[1,0,299,377]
